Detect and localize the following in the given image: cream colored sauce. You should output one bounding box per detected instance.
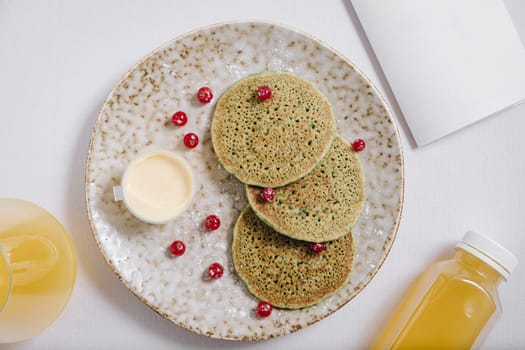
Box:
[123,151,193,223]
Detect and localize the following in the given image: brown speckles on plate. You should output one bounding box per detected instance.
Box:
[85,21,404,341]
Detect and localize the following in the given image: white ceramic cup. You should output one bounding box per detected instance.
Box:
[113,150,194,224]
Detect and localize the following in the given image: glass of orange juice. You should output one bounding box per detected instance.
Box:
[0,198,76,343]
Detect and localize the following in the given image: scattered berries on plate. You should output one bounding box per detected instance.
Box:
[260,187,275,202]
[256,301,273,318]
[171,111,188,127]
[204,214,221,231]
[207,262,224,279]
[169,240,186,256]
[197,86,213,104]
[257,85,272,101]
[183,133,199,148]
[352,139,366,152]
[311,242,325,254]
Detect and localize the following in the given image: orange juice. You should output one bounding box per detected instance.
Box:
[372,232,517,350]
[0,198,76,343]
[0,249,10,313]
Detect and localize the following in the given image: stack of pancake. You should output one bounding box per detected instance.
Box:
[211,72,365,309]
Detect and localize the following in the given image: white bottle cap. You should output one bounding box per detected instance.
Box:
[456,231,518,280]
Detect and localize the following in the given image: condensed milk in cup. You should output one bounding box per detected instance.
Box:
[113,150,194,224]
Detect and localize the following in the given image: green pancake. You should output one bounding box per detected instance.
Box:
[211,72,336,187]
[246,135,365,243]
[232,206,355,309]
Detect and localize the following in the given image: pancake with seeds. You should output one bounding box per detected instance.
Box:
[246,135,365,243]
[232,206,355,309]
[211,72,336,187]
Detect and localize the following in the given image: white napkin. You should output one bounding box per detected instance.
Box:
[351,0,525,146]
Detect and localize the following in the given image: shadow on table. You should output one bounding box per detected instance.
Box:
[342,0,417,150]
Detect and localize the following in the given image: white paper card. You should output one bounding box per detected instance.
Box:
[351,0,525,146]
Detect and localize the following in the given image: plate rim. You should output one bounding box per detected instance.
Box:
[84,19,405,341]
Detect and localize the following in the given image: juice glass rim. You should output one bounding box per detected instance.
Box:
[0,246,11,313]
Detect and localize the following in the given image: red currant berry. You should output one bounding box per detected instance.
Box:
[197,86,213,104]
[183,133,199,148]
[171,111,188,127]
[204,214,221,231]
[311,242,325,254]
[256,301,273,318]
[352,139,366,152]
[257,85,272,101]
[207,262,224,279]
[261,187,275,202]
[169,240,186,256]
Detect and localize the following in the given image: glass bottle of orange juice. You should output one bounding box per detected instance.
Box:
[0,198,77,343]
[372,231,517,350]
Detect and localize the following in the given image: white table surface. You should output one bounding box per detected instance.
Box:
[1,1,524,349]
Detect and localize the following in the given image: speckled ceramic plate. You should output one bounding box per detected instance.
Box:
[85,21,404,340]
